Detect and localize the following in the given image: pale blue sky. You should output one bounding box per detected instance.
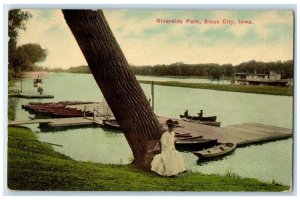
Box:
[18,9,294,68]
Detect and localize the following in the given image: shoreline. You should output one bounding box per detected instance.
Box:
[7,126,290,191]
[138,80,293,96]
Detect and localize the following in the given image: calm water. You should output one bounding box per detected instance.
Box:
[11,73,293,185]
[136,75,231,84]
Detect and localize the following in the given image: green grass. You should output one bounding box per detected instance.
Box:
[139,80,293,96]
[7,126,290,191]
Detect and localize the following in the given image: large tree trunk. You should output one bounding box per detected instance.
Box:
[62,10,163,167]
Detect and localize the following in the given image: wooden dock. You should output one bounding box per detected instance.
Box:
[157,116,292,146]
[8,93,54,99]
[8,115,292,147]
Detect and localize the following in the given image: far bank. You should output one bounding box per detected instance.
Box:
[139,80,293,96]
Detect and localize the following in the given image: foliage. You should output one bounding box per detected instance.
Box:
[236,60,293,79]
[18,43,47,64]
[8,9,32,40]
[12,43,48,71]
[65,60,293,80]
[131,60,293,80]
[7,126,290,191]
[68,65,91,73]
[8,9,32,72]
[139,80,293,96]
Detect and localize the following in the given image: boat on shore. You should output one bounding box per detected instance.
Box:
[193,142,236,159]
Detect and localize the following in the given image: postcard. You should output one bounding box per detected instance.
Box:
[7,8,294,192]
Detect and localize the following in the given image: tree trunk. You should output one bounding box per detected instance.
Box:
[62,10,163,167]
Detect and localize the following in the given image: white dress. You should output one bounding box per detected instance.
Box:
[151,131,186,176]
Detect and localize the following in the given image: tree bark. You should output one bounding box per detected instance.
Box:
[62,10,163,167]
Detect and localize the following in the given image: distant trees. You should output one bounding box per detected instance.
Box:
[68,65,91,73]
[67,60,294,80]
[131,60,293,79]
[8,9,47,78]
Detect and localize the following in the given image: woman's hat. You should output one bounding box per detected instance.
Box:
[165,119,176,127]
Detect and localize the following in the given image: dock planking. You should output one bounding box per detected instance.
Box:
[157,116,292,147]
[9,115,292,147]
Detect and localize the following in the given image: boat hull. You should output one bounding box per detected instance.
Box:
[193,142,237,159]
[180,115,217,122]
[175,139,218,151]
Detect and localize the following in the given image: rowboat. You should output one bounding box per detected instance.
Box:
[180,115,217,122]
[193,142,236,159]
[175,139,218,151]
[50,110,93,118]
[182,118,221,127]
[192,116,217,122]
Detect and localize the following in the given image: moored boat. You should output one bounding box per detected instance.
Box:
[182,118,221,127]
[180,114,217,122]
[193,142,236,159]
[175,138,218,151]
[192,116,217,122]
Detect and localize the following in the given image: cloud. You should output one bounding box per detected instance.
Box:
[17,9,294,68]
[18,9,87,68]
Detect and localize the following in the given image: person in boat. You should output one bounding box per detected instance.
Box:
[37,86,43,95]
[151,119,186,176]
[184,110,189,117]
[197,110,203,118]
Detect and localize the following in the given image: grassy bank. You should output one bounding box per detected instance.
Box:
[7,126,289,191]
[139,80,293,96]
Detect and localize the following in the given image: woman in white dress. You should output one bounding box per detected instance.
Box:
[151,119,186,176]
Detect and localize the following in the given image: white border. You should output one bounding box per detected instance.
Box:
[1,1,298,199]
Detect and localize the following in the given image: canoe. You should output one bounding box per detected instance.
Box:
[180,114,192,119]
[51,112,83,118]
[182,118,221,127]
[180,115,217,122]
[193,142,236,159]
[50,111,93,118]
[191,116,217,122]
[175,139,218,151]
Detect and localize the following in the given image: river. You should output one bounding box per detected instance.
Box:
[11,72,293,186]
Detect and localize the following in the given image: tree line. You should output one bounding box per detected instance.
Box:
[131,60,293,79]
[65,60,293,80]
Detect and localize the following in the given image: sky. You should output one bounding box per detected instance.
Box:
[17,9,294,69]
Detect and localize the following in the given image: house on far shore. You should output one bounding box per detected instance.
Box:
[232,71,292,86]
